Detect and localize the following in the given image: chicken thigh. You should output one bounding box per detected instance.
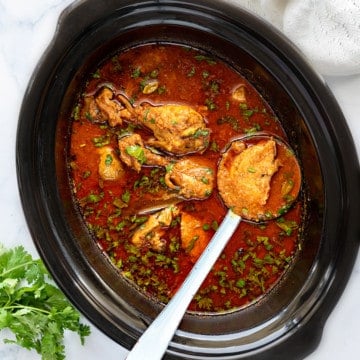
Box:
[131,206,180,251]
[118,133,214,200]
[83,87,210,155]
[217,138,280,220]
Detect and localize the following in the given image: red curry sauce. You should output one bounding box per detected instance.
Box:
[69,44,302,312]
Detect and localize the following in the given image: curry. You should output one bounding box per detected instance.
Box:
[69,43,302,313]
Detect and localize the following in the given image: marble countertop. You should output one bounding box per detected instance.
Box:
[0,1,359,359]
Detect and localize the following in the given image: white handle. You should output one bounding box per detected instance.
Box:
[126,210,241,360]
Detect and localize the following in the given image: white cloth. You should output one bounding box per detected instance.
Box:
[224,0,360,76]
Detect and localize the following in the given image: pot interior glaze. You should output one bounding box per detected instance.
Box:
[16,1,360,359]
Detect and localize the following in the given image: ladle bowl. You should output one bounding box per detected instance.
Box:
[217,134,302,222]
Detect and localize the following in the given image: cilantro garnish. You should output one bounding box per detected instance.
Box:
[0,245,91,359]
[125,145,147,165]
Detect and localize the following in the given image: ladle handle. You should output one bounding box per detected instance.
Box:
[126,210,241,360]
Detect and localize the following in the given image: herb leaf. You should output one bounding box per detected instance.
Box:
[0,245,91,359]
[125,145,147,164]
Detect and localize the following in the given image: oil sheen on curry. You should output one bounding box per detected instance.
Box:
[69,44,302,313]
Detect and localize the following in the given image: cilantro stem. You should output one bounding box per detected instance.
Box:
[2,304,51,316]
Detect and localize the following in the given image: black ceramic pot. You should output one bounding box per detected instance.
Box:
[16,0,360,359]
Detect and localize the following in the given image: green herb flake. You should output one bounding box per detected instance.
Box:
[111,56,122,72]
[131,215,148,224]
[72,104,80,121]
[82,170,91,179]
[202,223,210,231]
[195,296,213,310]
[85,112,93,122]
[187,67,196,77]
[121,190,131,204]
[186,235,199,252]
[242,109,254,117]
[217,115,239,131]
[276,218,298,236]
[92,135,111,147]
[157,85,166,94]
[236,279,246,288]
[210,140,220,152]
[169,237,180,253]
[240,103,259,119]
[112,197,127,209]
[201,177,209,184]
[105,154,113,166]
[131,67,141,78]
[204,189,212,197]
[115,220,127,231]
[192,128,210,138]
[125,145,147,165]
[210,80,219,94]
[264,254,275,264]
[150,69,159,78]
[253,258,264,268]
[205,98,217,111]
[211,220,219,231]
[92,69,101,78]
[165,162,175,173]
[202,70,210,79]
[194,55,217,65]
[81,192,103,205]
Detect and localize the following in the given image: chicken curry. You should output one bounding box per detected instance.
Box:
[69,44,302,312]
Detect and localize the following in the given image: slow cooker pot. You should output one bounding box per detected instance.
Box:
[16,0,360,359]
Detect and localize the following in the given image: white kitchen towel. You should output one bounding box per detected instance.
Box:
[224,0,360,76]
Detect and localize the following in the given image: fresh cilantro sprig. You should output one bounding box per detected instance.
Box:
[0,245,91,359]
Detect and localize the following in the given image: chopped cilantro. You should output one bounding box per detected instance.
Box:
[125,145,147,165]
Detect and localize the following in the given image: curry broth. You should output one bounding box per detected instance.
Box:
[69,44,302,312]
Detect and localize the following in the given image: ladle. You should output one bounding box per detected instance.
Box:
[126,134,302,360]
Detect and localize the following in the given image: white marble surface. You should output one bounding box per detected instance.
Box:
[0,1,359,359]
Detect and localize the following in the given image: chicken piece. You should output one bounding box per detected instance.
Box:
[82,96,107,123]
[164,158,214,200]
[180,212,210,262]
[95,88,125,126]
[97,146,124,181]
[137,103,210,155]
[116,94,210,155]
[131,206,180,251]
[232,84,246,102]
[83,87,124,126]
[217,139,280,221]
[118,133,214,200]
[118,133,167,172]
[85,88,210,155]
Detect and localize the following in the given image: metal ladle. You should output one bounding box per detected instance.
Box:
[126,134,302,360]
